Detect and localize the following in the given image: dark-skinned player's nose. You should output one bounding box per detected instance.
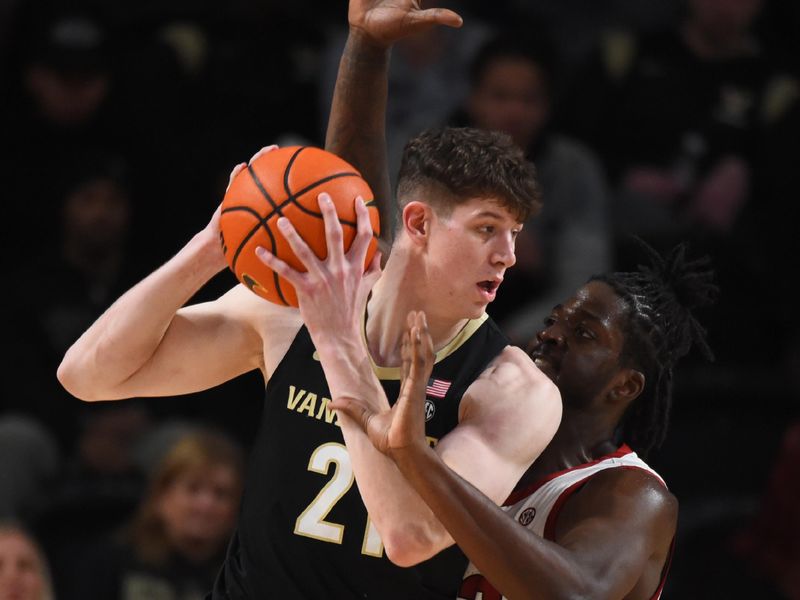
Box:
[536,323,566,347]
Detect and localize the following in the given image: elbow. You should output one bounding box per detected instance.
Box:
[57,354,101,402]
[548,577,607,600]
[382,525,442,568]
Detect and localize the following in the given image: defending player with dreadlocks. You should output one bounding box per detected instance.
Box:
[333,240,718,600]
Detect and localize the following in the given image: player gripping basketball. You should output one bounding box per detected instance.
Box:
[56,5,562,600]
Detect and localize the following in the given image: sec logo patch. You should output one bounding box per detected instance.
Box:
[518,507,536,526]
[424,399,435,422]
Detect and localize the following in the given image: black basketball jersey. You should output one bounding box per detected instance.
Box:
[210,313,509,599]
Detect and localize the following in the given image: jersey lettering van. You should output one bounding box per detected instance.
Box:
[286,385,339,426]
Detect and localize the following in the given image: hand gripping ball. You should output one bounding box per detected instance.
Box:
[220,146,380,306]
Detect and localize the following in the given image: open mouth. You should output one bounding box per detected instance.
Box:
[477,279,501,298]
[529,349,559,379]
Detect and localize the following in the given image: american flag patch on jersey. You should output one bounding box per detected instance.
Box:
[426,378,451,398]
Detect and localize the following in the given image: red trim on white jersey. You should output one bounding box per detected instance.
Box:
[458,445,673,600]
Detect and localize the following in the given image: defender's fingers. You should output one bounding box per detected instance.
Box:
[318,193,345,264]
[410,8,463,29]
[409,312,434,382]
[400,331,412,382]
[328,397,371,434]
[417,311,435,364]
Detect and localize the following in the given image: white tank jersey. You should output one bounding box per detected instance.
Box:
[458,444,673,600]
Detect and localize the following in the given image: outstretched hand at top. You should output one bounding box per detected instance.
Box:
[349,0,463,48]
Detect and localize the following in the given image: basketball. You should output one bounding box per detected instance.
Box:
[219,146,380,307]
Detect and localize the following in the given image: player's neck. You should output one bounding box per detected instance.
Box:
[520,408,619,486]
[367,250,470,367]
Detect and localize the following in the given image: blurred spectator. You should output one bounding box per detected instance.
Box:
[34,402,152,598]
[3,150,146,452]
[505,0,678,70]
[0,521,54,600]
[0,417,59,520]
[731,420,800,598]
[63,429,244,600]
[448,31,612,343]
[559,0,799,377]
[562,0,794,240]
[0,4,127,272]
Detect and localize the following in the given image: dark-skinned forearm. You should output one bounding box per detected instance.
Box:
[393,444,593,600]
[325,32,394,239]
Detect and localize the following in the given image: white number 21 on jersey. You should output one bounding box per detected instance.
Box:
[293,442,384,557]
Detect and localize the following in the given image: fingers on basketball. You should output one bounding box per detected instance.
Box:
[219,146,379,306]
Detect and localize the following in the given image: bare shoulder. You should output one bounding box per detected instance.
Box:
[467,345,561,413]
[215,284,303,327]
[561,466,678,536]
[459,345,562,460]
[182,284,304,377]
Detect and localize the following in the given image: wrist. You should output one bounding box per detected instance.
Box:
[186,229,228,279]
[391,439,436,473]
[347,26,393,55]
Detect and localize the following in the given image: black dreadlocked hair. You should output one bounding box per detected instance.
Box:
[591,239,718,457]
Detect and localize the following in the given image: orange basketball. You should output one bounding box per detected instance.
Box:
[219,146,379,307]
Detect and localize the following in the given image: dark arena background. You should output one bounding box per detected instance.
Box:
[1,0,798,598]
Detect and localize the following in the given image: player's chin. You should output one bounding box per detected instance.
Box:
[465,302,488,320]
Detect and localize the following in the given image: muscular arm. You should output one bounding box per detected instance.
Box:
[324,0,462,245]
[393,447,677,599]
[322,343,561,566]
[325,32,393,242]
[57,212,302,401]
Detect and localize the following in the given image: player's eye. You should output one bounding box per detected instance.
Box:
[576,324,595,340]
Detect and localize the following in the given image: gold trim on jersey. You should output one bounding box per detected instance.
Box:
[362,313,489,380]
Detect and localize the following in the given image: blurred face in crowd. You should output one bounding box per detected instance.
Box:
[688,0,763,40]
[25,64,109,126]
[63,175,131,254]
[157,464,240,561]
[0,529,50,600]
[468,56,550,152]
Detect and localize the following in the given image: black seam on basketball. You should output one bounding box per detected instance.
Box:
[283,147,307,198]
[222,206,262,216]
[231,211,278,274]
[226,207,263,271]
[282,172,362,208]
[247,164,282,217]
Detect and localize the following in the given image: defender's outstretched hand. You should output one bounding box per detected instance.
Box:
[330,310,434,456]
[349,0,463,48]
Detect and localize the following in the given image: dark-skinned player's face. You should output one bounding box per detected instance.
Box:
[527,281,630,410]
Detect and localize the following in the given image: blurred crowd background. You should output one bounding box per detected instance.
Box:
[0,0,799,598]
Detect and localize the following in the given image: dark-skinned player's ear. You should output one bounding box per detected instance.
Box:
[615,370,645,405]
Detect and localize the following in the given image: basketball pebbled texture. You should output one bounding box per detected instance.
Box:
[219,146,380,307]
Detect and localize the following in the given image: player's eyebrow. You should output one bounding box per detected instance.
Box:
[473,210,507,220]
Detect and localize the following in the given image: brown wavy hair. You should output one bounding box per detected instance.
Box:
[396,127,542,223]
[128,429,244,566]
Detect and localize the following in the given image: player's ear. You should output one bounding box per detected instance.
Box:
[610,368,645,407]
[401,201,431,245]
